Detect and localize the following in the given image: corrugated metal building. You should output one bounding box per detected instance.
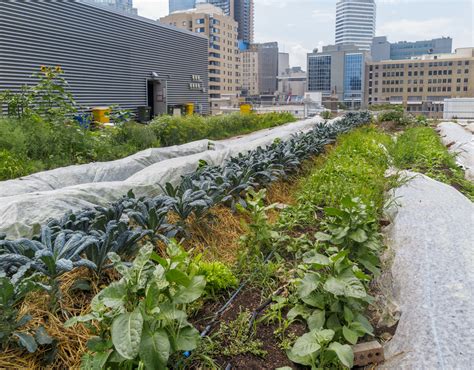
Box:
[0,0,209,115]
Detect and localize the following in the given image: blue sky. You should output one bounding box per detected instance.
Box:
[134,0,474,68]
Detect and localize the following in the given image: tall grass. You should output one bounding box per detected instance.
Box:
[392,126,474,200]
[298,127,394,217]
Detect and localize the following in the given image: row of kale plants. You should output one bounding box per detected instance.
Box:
[0,112,372,367]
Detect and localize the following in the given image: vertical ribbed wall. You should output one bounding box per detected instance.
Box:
[0,0,209,114]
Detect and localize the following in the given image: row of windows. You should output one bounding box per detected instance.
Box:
[371,85,469,94]
[371,60,470,70]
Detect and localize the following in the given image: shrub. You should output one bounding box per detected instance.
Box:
[0,150,30,180]
[150,112,296,146]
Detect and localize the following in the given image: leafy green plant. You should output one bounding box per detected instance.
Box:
[65,242,205,369]
[197,260,238,296]
[0,227,97,307]
[315,197,383,275]
[287,328,353,369]
[237,189,279,261]
[87,221,150,275]
[0,274,52,353]
[201,311,267,359]
[321,110,332,120]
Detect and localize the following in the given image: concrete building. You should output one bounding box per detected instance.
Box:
[278,53,290,76]
[277,67,307,102]
[371,36,453,62]
[307,44,370,108]
[365,48,474,117]
[234,0,254,44]
[335,0,376,51]
[82,0,137,14]
[257,42,279,95]
[241,44,259,96]
[160,3,241,113]
[0,1,209,115]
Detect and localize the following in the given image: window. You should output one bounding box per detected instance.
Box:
[196,18,205,24]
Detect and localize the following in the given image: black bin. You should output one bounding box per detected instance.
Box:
[137,106,151,123]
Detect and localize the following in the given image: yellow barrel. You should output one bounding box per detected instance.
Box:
[92,107,111,124]
[185,103,194,116]
[240,104,252,114]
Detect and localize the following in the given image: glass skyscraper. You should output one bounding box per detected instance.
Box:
[335,0,376,51]
[82,0,137,14]
[343,53,363,103]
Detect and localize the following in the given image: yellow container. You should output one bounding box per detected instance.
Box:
[185,103,194,116]
[92,107,111,124]
[240,104,252,114]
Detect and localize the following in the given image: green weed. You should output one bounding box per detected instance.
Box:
[392,127,474,200]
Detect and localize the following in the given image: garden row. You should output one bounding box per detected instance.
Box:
[0,112,371,368]
[183,126,396,369]
[0,66,295,180]
[391,126,474,200]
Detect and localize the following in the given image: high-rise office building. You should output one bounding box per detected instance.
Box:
[307,44,370,108]
[257,42,279,95]
[278,52,290,76]
[234,0,254,44]
[335,0,376,51]
[205,0,234,18]
[82,0,137,14]
[371,36,453,61]
[169,0,196,14]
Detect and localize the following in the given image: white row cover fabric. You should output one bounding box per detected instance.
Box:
[0,117,323,238]
[437,122,474,182]
[381,171,474,369]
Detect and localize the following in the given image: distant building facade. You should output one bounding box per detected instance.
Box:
[335,0,376,51]
[277,67,307,101]
[278,52,290,75]
[371,36,453,62]
[234,0,254,44]
[82,0,137,14]
[160,3,241,113]
[257,42,279,95]
[241,44,259,96]
[365,48,474,117]
[307,44,370,108]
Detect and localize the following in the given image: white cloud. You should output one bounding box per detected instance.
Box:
[134,0,168,20]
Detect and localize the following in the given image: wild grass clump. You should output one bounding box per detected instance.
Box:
[149,112,296,146]
[392,126,474,200]
[298,127,394,217]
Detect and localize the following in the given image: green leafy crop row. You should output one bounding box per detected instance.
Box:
[0,113,372,366]
[392,126,474,200]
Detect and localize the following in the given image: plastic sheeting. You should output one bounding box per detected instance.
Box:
[437,122,474,181]
[381,171,474,369]
[0,117,322,238]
